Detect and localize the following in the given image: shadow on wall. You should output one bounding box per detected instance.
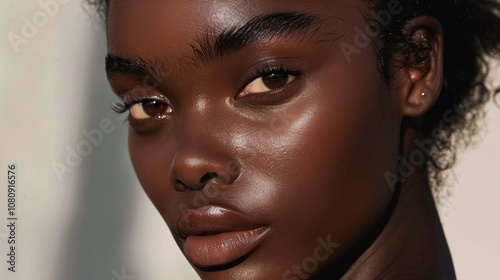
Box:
[57,27,138,280]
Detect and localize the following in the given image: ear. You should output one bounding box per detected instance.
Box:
[393,16,444,118]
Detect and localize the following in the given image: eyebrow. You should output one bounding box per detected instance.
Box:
[105,55,162,79]
[192,12,324,62]
[106,12,325,77]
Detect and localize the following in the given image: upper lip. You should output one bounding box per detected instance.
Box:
[176,205,265,239]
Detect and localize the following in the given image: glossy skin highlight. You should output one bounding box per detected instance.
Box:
[106,1,455,279]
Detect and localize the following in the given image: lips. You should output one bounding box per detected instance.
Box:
[176,206,270,268]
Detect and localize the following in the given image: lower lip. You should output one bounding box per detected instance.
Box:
[183,226,270,268]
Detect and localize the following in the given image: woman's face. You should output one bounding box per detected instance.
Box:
[107,0,403,279]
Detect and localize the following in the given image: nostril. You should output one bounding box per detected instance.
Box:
[200,172,218,183]
[174,179,189,192]
[172,167,233,192]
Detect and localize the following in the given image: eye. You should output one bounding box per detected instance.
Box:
[129,100,172,120]
[241,71,297,96]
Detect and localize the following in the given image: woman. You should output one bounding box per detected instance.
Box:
[92,0,499,279]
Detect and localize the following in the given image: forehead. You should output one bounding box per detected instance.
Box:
[106,0,363,58]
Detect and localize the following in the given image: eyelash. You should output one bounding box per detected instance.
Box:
[111,95,147,117]
[111,96,166,127]
[111,100,131,115]
[110,63,302,123]
[240,63,302,94]
[112,97,171,132]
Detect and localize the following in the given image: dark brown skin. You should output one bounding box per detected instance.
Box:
[106,0,456,279]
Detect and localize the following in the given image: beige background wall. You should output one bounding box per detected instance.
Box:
[0,1,498,279]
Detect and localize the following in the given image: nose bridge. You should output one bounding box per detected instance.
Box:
[169,98,239,191]
[177,96,228,150]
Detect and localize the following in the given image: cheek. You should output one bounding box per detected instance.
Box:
[127,130,177,217]
[255,49,401,259]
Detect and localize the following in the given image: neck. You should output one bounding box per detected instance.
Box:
[340,169,456,279]
[314,130,456,280]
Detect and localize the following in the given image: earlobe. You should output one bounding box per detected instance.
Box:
[396,16,444,118]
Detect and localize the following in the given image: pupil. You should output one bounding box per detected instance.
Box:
[143,100,166,116]
[262,73,288,89]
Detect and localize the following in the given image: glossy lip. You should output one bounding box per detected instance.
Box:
[176,205,270,268]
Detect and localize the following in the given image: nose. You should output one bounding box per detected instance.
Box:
[170,151,240,192]
[168,107,241,192]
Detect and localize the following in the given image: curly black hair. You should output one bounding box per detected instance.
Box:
[370,0,500,199]
[88,0,500,200]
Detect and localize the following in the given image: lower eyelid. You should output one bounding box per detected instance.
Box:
[127,112,172,134]
[239,76,304,106]
[238,69,302,97]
